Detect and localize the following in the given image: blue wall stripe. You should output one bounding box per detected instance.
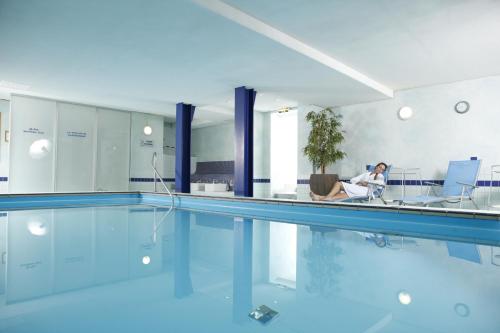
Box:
[130,178,269,184]
[0,177,7,182]
[297,178,500,187]
[130,178,175,183]
[130,178,271,184]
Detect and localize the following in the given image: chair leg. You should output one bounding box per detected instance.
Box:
[470,199,479,210]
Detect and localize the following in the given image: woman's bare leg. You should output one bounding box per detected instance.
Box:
[311,181,345,201]
[330,192,349,200]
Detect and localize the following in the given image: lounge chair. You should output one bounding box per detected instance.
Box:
[398,159,481,209]
[338,164,392,204]
[447,241,481,264]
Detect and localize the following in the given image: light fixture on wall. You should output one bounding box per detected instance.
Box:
[143,125,153,136]
[29,139,51,159]
[398,106,413,120]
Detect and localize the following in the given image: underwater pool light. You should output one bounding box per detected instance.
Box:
[142,256,151,265]
[398,291,412,305]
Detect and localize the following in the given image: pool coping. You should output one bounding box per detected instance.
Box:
[1,191,499,245]
[141,192,500,221]
[0,191,498,220]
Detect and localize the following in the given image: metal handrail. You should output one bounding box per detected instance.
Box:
[151,152,175,208]
[488,165,500,208]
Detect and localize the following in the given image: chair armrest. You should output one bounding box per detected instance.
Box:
[367,181,386,187]
[456,181,477,188]
[424,181,441,186]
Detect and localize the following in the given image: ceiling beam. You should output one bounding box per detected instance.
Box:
[193,0,394,98]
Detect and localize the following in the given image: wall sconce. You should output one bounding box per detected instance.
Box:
[143,125,153,136]
[29,139,51,159]
[398,106,413,120]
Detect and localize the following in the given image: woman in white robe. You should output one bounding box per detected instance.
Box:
[310,162,388,201]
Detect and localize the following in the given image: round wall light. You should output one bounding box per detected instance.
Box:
[398,106,413,120]
[143,126,153,136]
[398,291,412,305]
[142,255,151,265]
[29,139,51,159]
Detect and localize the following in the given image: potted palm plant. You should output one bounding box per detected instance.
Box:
[303,107,346,195]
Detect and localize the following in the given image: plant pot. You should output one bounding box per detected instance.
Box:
[309,174,339,196]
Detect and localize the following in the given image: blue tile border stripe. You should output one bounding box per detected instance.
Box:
[131,178,270,184]
[297,178,500,187]
[0,177,8,182]
[130,178,175,183]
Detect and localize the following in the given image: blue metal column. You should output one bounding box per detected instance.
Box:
[232,217,253,323]
[174,210,193,298]
[234,86,256,197]
[175,103,195,193]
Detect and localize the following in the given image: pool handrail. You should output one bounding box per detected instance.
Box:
[151,152,175,208]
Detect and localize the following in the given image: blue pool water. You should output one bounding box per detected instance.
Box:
[0,204,499,333]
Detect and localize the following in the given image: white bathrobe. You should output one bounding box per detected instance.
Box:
[341,172,385,197]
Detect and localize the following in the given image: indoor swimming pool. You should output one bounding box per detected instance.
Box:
[0,194,499,333]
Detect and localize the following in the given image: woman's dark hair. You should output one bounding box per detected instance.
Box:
[373,162,388,180]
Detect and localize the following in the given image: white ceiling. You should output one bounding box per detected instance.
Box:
[1,0,499,127]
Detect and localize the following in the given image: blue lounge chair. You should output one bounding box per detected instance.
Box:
[338,164,392,204]
[399,160,481,209]
[447,241,481,264]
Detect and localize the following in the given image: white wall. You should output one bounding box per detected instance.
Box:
[56,103,96,192]
[0,100,10,193]
[190,112,272,198]
[254,112,271,198]
[6,94,167,193]
[191,121,234,163]
[9,96,57,193]
[128,112,164,192]
[95,108,131,192]
[163,122,176,181]
[297,76,500,208]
